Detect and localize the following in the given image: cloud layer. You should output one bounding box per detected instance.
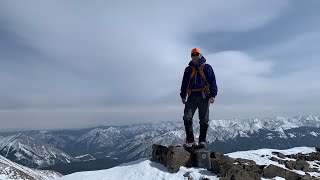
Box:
[0,1,319,129]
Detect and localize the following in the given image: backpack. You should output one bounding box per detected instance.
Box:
[186,62,210,99]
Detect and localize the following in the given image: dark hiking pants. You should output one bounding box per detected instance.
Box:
[183,96,210,143]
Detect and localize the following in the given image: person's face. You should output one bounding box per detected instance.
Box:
[191,52,201,62]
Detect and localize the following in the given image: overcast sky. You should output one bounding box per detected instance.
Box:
[0,1,319,130]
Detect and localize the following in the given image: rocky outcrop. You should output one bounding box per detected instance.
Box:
[263,164,301,180]
[151,144,168,165]
[151,144,320,180]
[151,144,192,173]
[268,150,320,179]
[166,146,191,173]
[211,152,264,180]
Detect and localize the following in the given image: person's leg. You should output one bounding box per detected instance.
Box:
[198,97,210,143]
[183,97,198,142]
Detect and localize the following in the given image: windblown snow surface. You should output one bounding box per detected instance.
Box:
[55,147,319,180]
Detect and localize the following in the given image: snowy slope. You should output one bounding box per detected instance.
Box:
[0,155,61,180]
[75,127,126,151]
[55,147,319,180]
[0,134,75,168]
[55,158,219,180]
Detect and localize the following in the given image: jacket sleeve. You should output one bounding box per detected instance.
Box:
[180,66,190,99]
[206,64,218,98]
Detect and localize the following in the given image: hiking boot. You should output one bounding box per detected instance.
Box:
[184,140,197,148]
[198,142,207,149]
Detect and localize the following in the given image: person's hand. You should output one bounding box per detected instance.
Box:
[210,97,215,104]
[182,98,186,104]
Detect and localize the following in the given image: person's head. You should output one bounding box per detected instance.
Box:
[191,48,202,62]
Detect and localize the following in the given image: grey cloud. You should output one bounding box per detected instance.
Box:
[1,0,319,129]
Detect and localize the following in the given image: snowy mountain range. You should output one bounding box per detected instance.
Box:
[55,147,320,180]
[0,114,319,174]
[0,154,61,180]
[0,134,76,168]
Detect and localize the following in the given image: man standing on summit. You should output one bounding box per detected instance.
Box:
[180,48,218,148]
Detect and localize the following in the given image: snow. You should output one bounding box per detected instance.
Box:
[288,133,296,138]
[203,115,320,143]
[76,154,94,159]
[76,127,125,149]
[56,158,219,180]
[75,154,96,161]
[227,147,315,166]
[309,131,318,137]
[262,177,285,180]
[0,174,10,180]
[0,155,61,180]
[308,172,320,177]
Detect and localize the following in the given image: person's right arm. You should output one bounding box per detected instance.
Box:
[180,66,190,103]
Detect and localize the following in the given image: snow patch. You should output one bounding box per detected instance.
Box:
[309,131,318,137]
[288,133,296,138]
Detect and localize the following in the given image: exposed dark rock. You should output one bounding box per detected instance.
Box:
[269,156,286,165]
[151,144,168,165]
[272,151,286,159]
[200,178,210,180]
[263,164,301,180]
[211,153,263,180]
[166,145,191,173]
[307,152,320,161]
[270,151,320,173]
[183,171,193,180]
[221,169,261,180]
[210,151,223,159]
[210,154,235,176]
[284,159,309,171]
[301,174,320,180]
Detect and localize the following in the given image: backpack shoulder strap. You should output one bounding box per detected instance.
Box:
[189,66,196,80]
[198,63,207,82]
[186,66,196,90]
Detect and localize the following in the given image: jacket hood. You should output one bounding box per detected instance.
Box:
[188,56,206,68]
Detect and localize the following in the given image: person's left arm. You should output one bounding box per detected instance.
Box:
[205,64,218,98]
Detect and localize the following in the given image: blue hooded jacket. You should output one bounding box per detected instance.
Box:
[180,56,218,99]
